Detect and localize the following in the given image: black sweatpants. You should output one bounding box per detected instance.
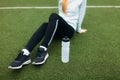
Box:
[25,13,75,52]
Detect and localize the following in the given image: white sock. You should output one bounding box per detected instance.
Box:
[22,49,30,56]
[40,46,47,51]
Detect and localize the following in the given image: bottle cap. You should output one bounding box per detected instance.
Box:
[62,36,70,42]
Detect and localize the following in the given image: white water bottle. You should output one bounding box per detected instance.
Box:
[61,36,70,63]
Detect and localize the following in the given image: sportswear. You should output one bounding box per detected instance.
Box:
[58,0,87,32]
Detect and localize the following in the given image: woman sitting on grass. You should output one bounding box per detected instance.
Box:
[8,0,87,69]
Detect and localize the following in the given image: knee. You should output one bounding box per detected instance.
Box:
[42,22,48,26]
[50,13,58,17]
[49,13,59,21]
[39,22,48,29]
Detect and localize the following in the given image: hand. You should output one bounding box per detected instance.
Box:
[79,29,87,34]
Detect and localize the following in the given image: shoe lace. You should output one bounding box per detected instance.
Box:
[36,48,46,57]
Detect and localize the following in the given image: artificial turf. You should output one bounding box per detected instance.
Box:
[0,0,120,80]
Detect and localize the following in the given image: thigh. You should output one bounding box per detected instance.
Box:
[55,16,75,39]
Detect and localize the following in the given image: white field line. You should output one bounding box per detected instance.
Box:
[0,6,120,10]
[87,6,120,8]
[0,6,57,9]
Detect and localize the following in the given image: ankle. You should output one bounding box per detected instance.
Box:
[39,46,47,51]
[22,49,30,56]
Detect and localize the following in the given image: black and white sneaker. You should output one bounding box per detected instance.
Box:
[8,51,31,69]
[32,48,49,65]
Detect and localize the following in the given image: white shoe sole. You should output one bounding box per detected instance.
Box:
[8,59,31,69]
[32,53,49,65]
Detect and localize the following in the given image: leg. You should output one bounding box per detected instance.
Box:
[25,23,48,52]
[41,13,75,48]
[32,13,60,65]
[54,15,75,39]
[32,13,75,65]
[40,13,59,48]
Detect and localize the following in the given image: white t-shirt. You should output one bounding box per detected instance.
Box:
[58,0,86,32]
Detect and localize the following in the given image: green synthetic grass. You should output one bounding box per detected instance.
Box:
[0,0,57,7]
[0,0,120,80]
[87,0,120,5]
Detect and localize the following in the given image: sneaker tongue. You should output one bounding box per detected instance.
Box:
[39,48,45,51]
[37,48,45,57]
